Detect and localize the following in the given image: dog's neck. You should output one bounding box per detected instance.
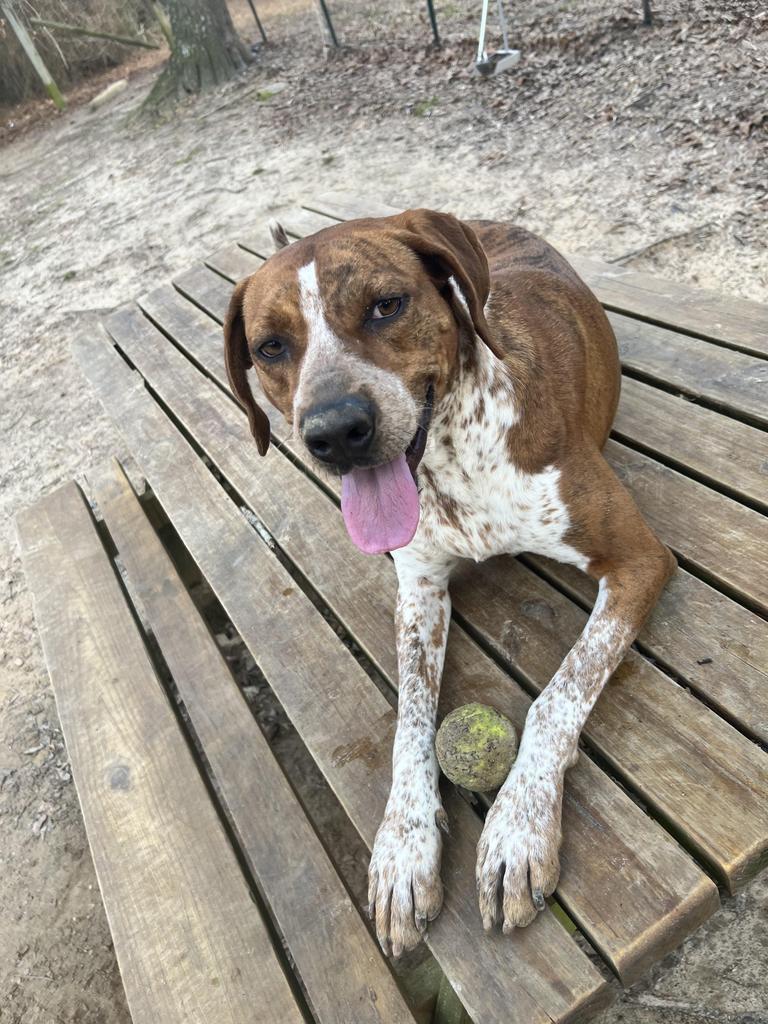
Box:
[423,330,517,480]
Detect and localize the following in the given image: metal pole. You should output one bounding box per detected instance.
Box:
[477,0,489,62]
[642,0,652,25]
[245,0,268,43]
[497,0,509,52]
[426,0,440,46]
[317,0,339,47]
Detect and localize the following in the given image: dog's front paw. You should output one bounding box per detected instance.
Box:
[368,800,447,957]
[475,769,563,933]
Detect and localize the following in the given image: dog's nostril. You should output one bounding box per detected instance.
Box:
[347,422,373,446]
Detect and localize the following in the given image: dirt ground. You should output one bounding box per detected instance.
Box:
[1,1,766,1021]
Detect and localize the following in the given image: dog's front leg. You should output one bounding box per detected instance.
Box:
[476,547,675,932]
[368,548,456,957]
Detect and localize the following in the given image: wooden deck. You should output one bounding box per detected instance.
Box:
[17,193,768,1024]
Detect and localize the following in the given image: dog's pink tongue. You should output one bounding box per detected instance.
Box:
[341,454,420,554]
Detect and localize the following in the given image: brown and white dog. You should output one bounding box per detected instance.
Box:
[224,210,676,957]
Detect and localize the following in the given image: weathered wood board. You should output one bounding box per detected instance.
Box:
[16,483,304,1024]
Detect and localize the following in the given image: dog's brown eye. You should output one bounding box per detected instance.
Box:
[257,338,285,360]
[372,297,402,320]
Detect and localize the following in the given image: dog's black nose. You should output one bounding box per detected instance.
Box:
[301,396,376,466]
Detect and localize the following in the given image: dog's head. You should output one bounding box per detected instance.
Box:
[224,209,503,552]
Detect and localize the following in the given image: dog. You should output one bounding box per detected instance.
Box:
[223,210,676,958]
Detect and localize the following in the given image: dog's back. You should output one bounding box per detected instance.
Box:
[468,220,621,451]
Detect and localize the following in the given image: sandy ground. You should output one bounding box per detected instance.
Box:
[1,1,766,1021]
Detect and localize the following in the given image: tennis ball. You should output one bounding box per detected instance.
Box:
[435,702,517,792]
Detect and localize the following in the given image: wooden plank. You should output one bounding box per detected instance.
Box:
[279,207,341,240]
[139,284,228,377]
[302,195,768,360]
[204,242,263,282]
[238,222,283,258]
[173,265,229,323]
[604,439,768,614]
[74,327,613,1024]
[209,213,339,277]
[137,281,768,745]
[567,254,768,360]
[608,311,768,428]
[15,482,304,1024]
[99,305,723,982]
[89,459,419,1024]
[613,378,768,512]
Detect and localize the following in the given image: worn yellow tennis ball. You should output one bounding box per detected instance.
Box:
[436,702,517,792]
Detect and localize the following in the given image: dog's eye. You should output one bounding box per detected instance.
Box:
[372,297,402,320]
[256,338,285,360]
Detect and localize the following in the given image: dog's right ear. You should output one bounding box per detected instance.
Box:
[223,278,271,455]
[393,208,505,360]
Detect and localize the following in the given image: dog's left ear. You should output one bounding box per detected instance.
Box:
[223,278,271,455]
[395,208,505,359]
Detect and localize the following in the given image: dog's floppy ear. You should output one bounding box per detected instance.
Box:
[223,278,271,455]
[395,208,504,359]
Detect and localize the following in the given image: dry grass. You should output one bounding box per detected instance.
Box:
[0,0,155,104]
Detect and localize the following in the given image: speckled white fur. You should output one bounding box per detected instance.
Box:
[367,548,454,956]
[415,338,589,568]
[476,579,633,930]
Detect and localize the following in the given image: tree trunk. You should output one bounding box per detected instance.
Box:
[143,0,250,113]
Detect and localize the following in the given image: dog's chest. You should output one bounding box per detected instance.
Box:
[414,380,586,569]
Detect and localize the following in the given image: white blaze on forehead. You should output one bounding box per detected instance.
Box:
[297,260,341,357]
[294,259,345,415]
